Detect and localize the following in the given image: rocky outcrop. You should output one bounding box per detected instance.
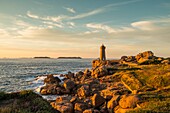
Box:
[77,85,90,98]
[83,109,93,113]
[84,68,91,77]
[161,59,170,64]
[74,102,88,112]
[51,96,73,113]
[51,102,73,113]
[91,93,105,108]
[118,51,169,65]
[107,95,120,113]
[121,73,142,92]
[100,89,115,99]
[63,79,75,91]
[40,74,75,95]
[91,66,108,78]
[65,71,75,79]
[136,51,154,61]
[39,51,170,113]
[44,74,61,85]
[92,59,111,68]
[40,84,58,95]
[119,94,141,109]
[56,96,71,103]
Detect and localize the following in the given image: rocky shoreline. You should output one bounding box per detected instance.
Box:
[38,51,170,113]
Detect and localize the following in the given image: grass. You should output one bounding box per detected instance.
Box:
[134,65,170,89]
[113,64,170,113]
[0,90,58,113]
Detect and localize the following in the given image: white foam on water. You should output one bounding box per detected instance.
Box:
[41,95,59,101]
[32,75,64,100]
[33,76,47,84]
[32,74,65,100]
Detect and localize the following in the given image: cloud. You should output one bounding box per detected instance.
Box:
[86,23,116,33]
[104,0,142,8]
[131,21,157,30]
[26,0,142,24]
[43,21,63,28]
[69,8,103,20]
[43,15,66,23]
[64,7,76,13]
[15,20,31,27]
[86,17,170,34]
[27,11,65,23]
[70,0,142,20]
[27,11,39,19]
[2,17,170,58]
[86,23,134,33]
[84,30,100,34]
[67,22,75,28]
[1,11,170,58]
[26,0,142,23]
[26,10,102,22]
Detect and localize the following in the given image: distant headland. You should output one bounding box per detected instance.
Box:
[57,57,82,59]
[33,57,51,59]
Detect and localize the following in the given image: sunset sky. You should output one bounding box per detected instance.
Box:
[0,0,170,58]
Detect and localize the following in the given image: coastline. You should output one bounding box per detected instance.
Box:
[1,51,170,113]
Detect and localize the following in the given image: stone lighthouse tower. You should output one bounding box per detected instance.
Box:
[100,44,106,61]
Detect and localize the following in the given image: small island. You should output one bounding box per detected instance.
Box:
[57,57,82,59]
[33,57,51,59]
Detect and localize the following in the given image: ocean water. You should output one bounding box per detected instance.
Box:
[0,58,92,93]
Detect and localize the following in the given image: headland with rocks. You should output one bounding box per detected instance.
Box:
[38,50,170,113]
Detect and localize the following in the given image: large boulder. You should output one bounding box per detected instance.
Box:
[44,74,61,85]
[77,85,90,98]
[74,103,88,112]
[136,51,154,61]
[121,73,142,92]
[40,88,48,95]
[55,86,70,95]
[51,102,73,113]
[66,71,74,79]
[100,89,115,99]
[40,84,58,95]
[120,56,128,61]
[70,96,77,103]
[161,59,170,64]
[40,84,71,95]
[91,93,105,108]
[107,95,120,113]
[56,96,72,103]
[74,71,84,82]
[91,66,108,78]
[92,59,111,68]
[83,109,93,113]
[135,51,155,64]
[125,56,136,62]
[84,68,91,76]
[114,106,134,113]
[63,79,75,91]
[119,95,141,109]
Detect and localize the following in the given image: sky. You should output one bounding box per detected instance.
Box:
[0,0,170,58]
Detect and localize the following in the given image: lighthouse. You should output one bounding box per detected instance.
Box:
[100,44,106,61]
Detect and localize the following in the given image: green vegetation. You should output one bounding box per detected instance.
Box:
[0,90,58,113]
[134,65,170,89]
[115,64,170,113]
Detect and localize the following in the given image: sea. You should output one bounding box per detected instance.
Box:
[0,58,92,94]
